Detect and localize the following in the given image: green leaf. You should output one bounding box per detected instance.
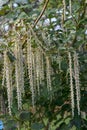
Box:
[31,123,44,130]
[4,120,17,130]
[18,12,29,19]
[19,111,31,121]
[0,5,9,15]
[56,122,70,130]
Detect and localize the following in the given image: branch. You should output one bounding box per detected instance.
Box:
[33,0,49,28]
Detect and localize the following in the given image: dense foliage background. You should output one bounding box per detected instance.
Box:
[0,0,87,130]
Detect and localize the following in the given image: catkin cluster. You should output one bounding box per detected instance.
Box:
[2,20,52,114]
[27,32,52,106]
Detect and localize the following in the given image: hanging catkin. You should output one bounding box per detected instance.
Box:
[68,52,74,117]
[27,33,35,107]
[74,51,80,116]
[2,55,6,87]
[2,50,9,87]
[40,51,44,81]
[13,22,25,109]
[4,50,12,115]
[15,40,22,110]
[46,56,52,92]
[9,61,13,107]
[18,39,25,94]
[35,48,40,95]
[69,0,72,15]
[32,52,36,95]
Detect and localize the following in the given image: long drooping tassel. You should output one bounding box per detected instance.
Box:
[27,34,35,107]
[13,22,25,109]
[46,56,52,92]
[18,40,25,94]
[39,51,45,82]
[4,50,12,115]
[9,61,13,107]
[32,52,37,95]
[68,52,74,117]
[35,48,40,95]
[2,61,6,87]
[15,41,22,110]
[69,0,72,15]
[74,51,80,116]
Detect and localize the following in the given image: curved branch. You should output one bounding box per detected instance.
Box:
[33,0,49,28]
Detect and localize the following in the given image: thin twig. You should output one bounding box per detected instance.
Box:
[33,0,49,28]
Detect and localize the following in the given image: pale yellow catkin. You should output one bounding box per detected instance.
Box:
[40,51,44,81]
[32,52,36,94]
[38,51,42,85]
[69,0,72,15]
[18,39,25,94]
[35,48,40,95]
[27,34,35,107]
[15,41,22,109]
[13,22,25,110]
[68,52,74,117]
[74,51,80,116]
[2,56,6,87]
[4,51,12,115]
[46,56,52,92]
[9,61,13,107]
[36,48,45,95]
